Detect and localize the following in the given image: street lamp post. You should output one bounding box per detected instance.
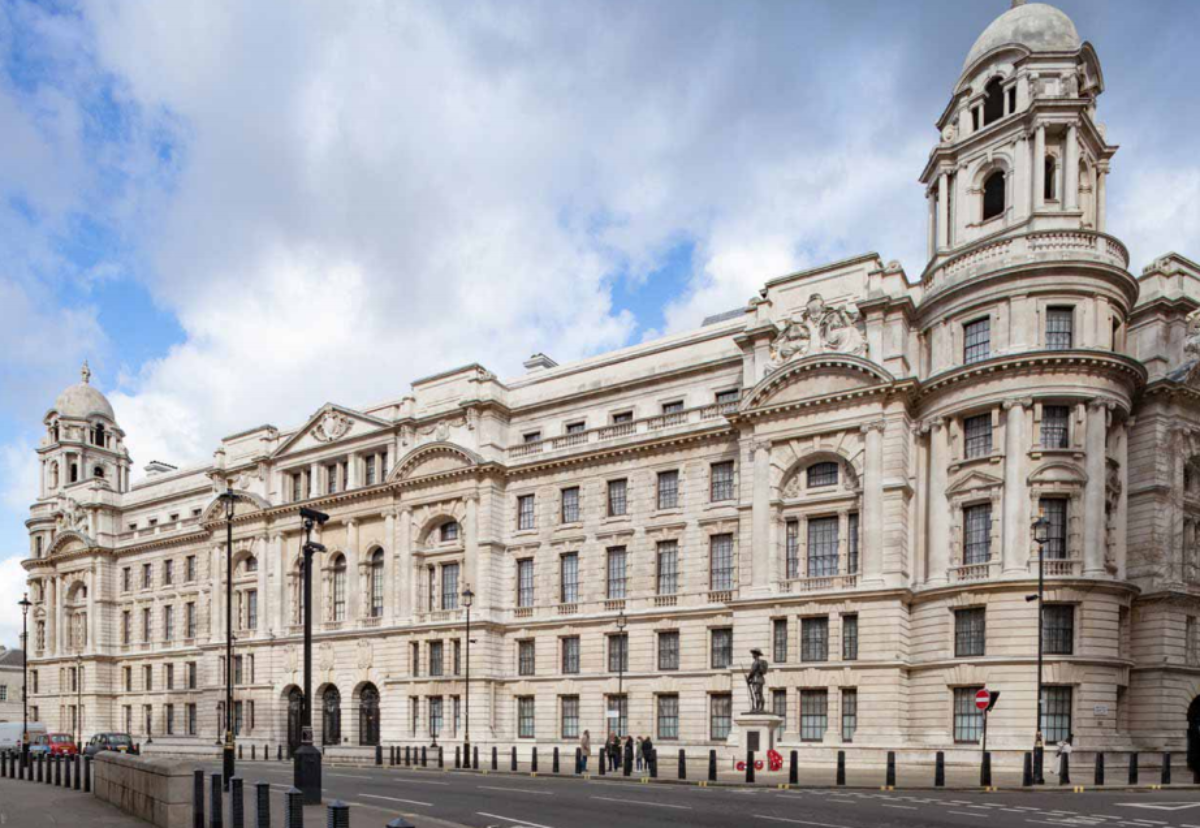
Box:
[76,653,83,750]
[463,587,474,767]
[19,594,31,769]
[1028,514,1050,785]
[217,487,238,790]
[295,506,329,805]
[616,610,627,737]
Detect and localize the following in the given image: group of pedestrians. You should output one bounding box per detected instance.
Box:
[577,730,654,773]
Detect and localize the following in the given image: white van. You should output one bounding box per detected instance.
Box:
[0,722,48,755]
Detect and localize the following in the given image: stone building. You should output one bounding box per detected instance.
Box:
[0,648,24,723]
[19,2,1200,763]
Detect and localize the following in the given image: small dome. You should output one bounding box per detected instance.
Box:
[963,3,1081,73]
[51,361,116,421]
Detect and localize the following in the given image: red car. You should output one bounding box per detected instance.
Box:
[45,733,78,756]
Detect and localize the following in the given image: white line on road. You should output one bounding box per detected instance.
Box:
[360,793,433,807]
[947,812,989,818]
[329,773,374,780]
[754,816,856,828]
[590,796,692,810]
[881,804,917,811]
[478,811,557,828]
[479,785,554,796]
[384,776,449,786]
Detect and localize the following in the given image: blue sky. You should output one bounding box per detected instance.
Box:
[2,0,1199,647]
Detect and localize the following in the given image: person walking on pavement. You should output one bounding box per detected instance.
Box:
[1055,736,1073,779]
[623,734,634,776]
[636,736,645,772]
[580,730,591,772]
[641,734,655,775]
[607,732,620,772]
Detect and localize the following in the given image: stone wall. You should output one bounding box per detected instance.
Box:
[94,752,195,828]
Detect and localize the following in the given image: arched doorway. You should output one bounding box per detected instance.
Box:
[359,684,380,747]
[1188,696,1200,771]
[322,686,341,746]
[286,688,304,756]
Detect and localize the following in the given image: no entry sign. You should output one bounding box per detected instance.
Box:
[975,689,991,711]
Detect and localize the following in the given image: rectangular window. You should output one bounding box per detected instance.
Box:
[164,664,174,690]
[164,560,174,586]
[291,472,303,501]
[187,704,197,736]
[518,640,536,676]
[711,627,733,669]
[963,503,992,565]
[246,590,258,630]
[326,463,339,495]
[662,400,684,415]
[606,547,627,599]
[807,517,839,577]
[786,520,800,580]
[517,697,535,739]
[772,689,788,734]
[364,455,377,486]
[561,696,580,739]
[187,662,197,690]
[800,689,828,742]
[608,634,628,673]
[954,687,985,743]
[1041,405,1070,449]
[656,541,679,595]
[523,431,542,444]
[658,695,680,740]
[1046,307,1074,350]
[1043,605,1075,655]
[710,694,732,741]
[165,704,175,736]
[122,568,131,592]
[658,631,680,671]
[453,639,461,675]
[516,559,534,608]
[716,388,740,405]
[657,470,679,510]
[144,665,153,691]
[142,563,152,589]
[142,607,152,642]
[964,414,993,458]
[611,411,633,424]
[710,461,735,501]
[1041,686,1073,743]
[163,606,174,642]
[185,603,196,639]
[429,697,443,737]
[561,636,580,674]
[122,611,131,645]
[565,421,586,435]
[841,688,858,742]
[710,534,734,591]
[560,487,580,523]
[954,608,987,657]
[807,462,839,488]
[607,478,628,517]
[429,641,444,677]
[186,555,196,582]
[1040,497,1068,559]
[517,494,536,531]
[842,614,859,661]
[441,563,460,610]
[848,512,860,575]
[773,619,788,664]
[801,617,829,662]
[964,317,991,364]
[608,695,628,736]
[560,553,579,605]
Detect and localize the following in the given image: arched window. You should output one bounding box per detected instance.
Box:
[332,555,347,622]
[244,556,258,574]
[983,171,1006,221]
[287,687,304,755]
[807,462,839,488]
[322,686,341,746]
[983,77,1005,126]
[93,422,105,447]
[369,549,384,618]
[93,465,105,479]
[440,521,460,543]
[359,684,381,746]
[69,463,79,483]
[1044,156,1057,201]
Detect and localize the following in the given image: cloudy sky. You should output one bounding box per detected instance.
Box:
[1,0,1198,647]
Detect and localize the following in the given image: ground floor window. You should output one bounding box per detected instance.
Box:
[710,694,732,741]
[658,695,679,740]
[518,697,535,738]
[561,696,580,739]
[841,689,857,743]
[954,687,984,743]
[187,704,197,736]
[772,689,787,738]
[429,696,443,738]
[165,704,175,736]
[607,695,628,737]
[1041,686,1073,743]
[800,689,828,742]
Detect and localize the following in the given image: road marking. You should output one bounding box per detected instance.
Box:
[754,816,856,828]
[479,785,553,796]
[948,812,989,818]
[330,773,374,780]
[360,794,433,808]
[590,796,691,810]
[384,776,449,786]
[881,804,917,811]
[477,812,557,828]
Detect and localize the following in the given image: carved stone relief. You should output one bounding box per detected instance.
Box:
[769,293,868,368]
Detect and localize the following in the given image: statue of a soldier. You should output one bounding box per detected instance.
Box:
[746,648,769,713]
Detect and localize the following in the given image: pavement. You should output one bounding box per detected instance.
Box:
[0,775,148,826]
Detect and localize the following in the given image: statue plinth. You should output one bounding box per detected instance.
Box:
[730,712,784,753]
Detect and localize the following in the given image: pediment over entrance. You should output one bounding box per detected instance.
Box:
[47,529,93,556]
[741,354,894,412]
[271,403,391,459]
[390,442,481,482]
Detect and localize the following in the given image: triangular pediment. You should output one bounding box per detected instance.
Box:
[271,404,392,458]
[946,470,1004,495]
[742,354,894,411]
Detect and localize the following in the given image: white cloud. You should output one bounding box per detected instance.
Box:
[0,555,30,650]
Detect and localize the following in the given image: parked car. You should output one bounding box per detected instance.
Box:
[33,733,78,756]
[0,722,48,756]
[83,733,135,757]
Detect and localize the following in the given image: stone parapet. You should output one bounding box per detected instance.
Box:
[94,752,196,828]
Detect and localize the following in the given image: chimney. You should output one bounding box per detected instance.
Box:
[144,460,178,477]
[523,353,558,374]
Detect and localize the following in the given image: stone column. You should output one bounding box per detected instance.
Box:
[1033,124,1046,210]
[272,533,286,633]
[927,191,936,260]
[1096,166,1108,232]
[346,518,360,620]
[86,569,97,653]
[751,440,772,593]
[936,171,950,251]
[256,533,269,633]
[1065,124,1080,211]
[397,507,413,621]
[384,510,397,623]
[464,495,479,592]
[861,421,885,583]
[1115,417,1131,580]
[926,419,950,585]
[48,577,58,655]
[1002,399,1031,574]
[210,545,222,641]
[1083,400,1109,577]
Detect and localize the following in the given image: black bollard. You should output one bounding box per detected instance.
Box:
[405,745,411,766]
[238,744,243,761]
[1163,752,1172,785]
[421,746,427,767]
[55,754,62,787]
[836,751,846,786]
[981,751,992,787]
[532,747,539,773]
[1059,753,1070,786]
[623,746,632,778]
[210,772,224,828]
[284,787,303,828]
[1022,752,1033,787]
[681,749,689,781]
[789,750,798,785]
[74,754,81,791]
[708,749,717,782]
[251,745,256,762]
[553,747,560,774]
[37,754,43,783]
[84,755,91,792]
[64,753,71,788]
[193,770,205,828]
[1129,752,1139,784]
[255,782,270,828]
[599,748,606,776]
[1034,746,1044,785]
[650,749,658,779]
[327,800,350,828]
[277,745,282,762]
[438,746,444,768]
[1095,752,1105,786]
[492,746,498,771]
[886,751,896,788]
[511,746,517,771]
[474,745,479,770]
[746,750,755,784]
[935,751,945,787]
[2,752,7,778]
[455,746,461,769]
[575,747,582,775]
[231,777,245,828]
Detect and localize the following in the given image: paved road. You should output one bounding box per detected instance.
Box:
[196,760,1200,828]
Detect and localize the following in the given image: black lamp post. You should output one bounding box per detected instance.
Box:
[217,487,238,789]
[295,506,329,805]
[1028,514,1050,784]
[463,586,474,765]
[616,610,627,736]
[75,653,83,749]
[19,594,31,768]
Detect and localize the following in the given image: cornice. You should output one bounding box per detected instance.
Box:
[918,351,1146,405]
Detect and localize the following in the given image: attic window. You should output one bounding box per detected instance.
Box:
[612,411,634,424]
[523,431,542,444]
[1044,156,1058,201]
[983,78,1005,126]
[565,421,586,435]
[192,508,202,517]
[983,171,1006,221]
[93,466,105,479]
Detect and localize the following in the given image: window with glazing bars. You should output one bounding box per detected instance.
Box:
[711,628,733,668]
[560,553,579,604]
[657,470,679,510]
[807,517,839,577]
[801,617,829,661]
[1040,498,1068,559]
[566,421,586,435]
[561,487,580,523]
[516,494,536,530]
[607,478,628,516]
[772,689,788,732]
[786,520,800,579]
[561,696,580,738]
[963,503,992,565]
[441,563,460,610]
[606,547,627,599]
[186,603,196,638]
[429,641,444,676]
[1041,406,1070,449]
[1041,686,1072,743]
[800,689,828,741]
[517,697,535,738]
[963,317,991,364]
[561,636,580,674]
[807,462,839,488]
[716,389,740,405]
[516,559,534,608]
[332,558,347,621]
[370,553,384,617]
[608,695,628,736]
[710,694,732,740]
[842,614,859,661]
[710,461,735,501]
[440,521,459,542]
[1043,605,1075,655]
[710,534,734,591]
[954,608,986,657]
[364,456,376,486]
[954,687,984,742]
[658,695,679,740]
[773,619,788,663]
[658,631,679,671]
[608,634,628,672]
[848,513,860,574]
[1046,307,1074,350]
[841,688,858,742]
[518,640,535,676]
[964,414,993,458]
[656,541,678,595]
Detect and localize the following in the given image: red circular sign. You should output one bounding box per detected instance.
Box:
[975,689,991,711]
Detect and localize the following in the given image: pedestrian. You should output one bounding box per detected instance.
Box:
[580,730,591,772]
[607,732,619,772]
[623,735,634,775]
[641,734,655,774]
[636,736,644,772]
[1055,736,1073,779]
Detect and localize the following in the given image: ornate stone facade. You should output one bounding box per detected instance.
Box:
[18,3,1200,762]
